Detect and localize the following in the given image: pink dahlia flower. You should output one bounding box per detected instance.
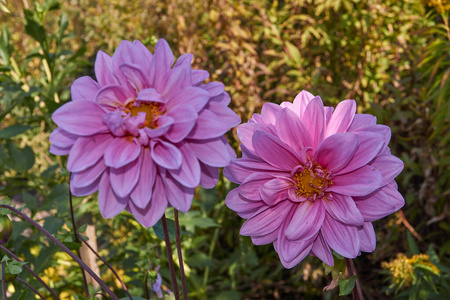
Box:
[224,91,404,268]
[49,39,240,227]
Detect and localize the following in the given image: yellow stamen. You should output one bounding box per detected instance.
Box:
[294,166,332,199]
[126,101,162,128]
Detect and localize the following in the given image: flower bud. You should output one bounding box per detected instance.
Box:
[0,215,13,244]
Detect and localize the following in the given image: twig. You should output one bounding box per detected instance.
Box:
[16,278,45,300]
[345,258,364,300]
[0,245,60,299]
[77,234,133,300]
[69,187,90,298]
[398,210,423,241]
[2,260,6,300]
[174,210,187,299]
[0,205,118,300]
[161,215,180,300]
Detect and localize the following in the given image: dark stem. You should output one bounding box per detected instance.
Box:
[161,214,180,300]
[16,278,45,300]
[174,210,187,300]
[2,260,6,300]
[69,187,90,298]
[0,245,60,300]
[144,270,150,300]
[345,258,364,300]
[0,205,118,300]
[77,233,133,300]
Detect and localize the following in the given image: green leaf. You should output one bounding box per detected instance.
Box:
[213,290,241,300]
[62,241,82,250]
[7,142,35,173]
[407,231,420,255]
[0,125,32,139]
[24,10,46,45]
[57,12,68,40]
[338,275,356,296]
[0,197,11,215]
[42,0,61,11]
[17,289,29,300]
[43,216,65,234]
[22,191,36,212]
[285,41,301,65]
[7,261,26,275]
[0,25,11,64]
[152,218,176,242]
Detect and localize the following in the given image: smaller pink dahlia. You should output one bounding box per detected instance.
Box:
[49,39,240,227]
[224,91,404,268]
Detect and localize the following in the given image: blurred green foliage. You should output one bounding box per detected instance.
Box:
[0,0,449,299]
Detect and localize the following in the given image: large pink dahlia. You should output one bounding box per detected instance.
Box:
[223,90,404,268]
[49,39,240,227]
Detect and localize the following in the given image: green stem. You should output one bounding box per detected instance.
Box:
[174,210,188,299]
[161,214,180,300]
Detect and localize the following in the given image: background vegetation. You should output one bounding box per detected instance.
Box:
[0,0,449,299]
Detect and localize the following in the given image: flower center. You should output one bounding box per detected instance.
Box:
[126,101,163,128]
[293,164,333,200]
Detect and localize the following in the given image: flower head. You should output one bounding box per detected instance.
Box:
[224,91,404,268]
[50,39,240,227]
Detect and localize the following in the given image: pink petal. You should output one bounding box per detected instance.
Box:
[314,132,359,173]
[166,87,210,112]
[201,82,224,97]
[347,114,377,132]
[152,39,175,89]
[225,188,265,215]
[328,165,383,196]
[98,171,127,218]
[382,184,404,210]
[67,134,113,172]
[159,65,191,100]
[104,137,141,168]
[292,90,315,117]
[71,158,106,188]
[143,115,174,138]
[110,154,141,198]
[128,176,168,228]
[174,53,193,68]
[207,102,241,128]
[240,200,293,236]
[199,162,219,189]
[164,105,197,143]
[223,158,283,184]
[251,229,279,245]
[325,100,356,137]
[120,63,148,91]
[189,138,230,167]
[239,172,274,200]
[164,174,194,212]
[354,188,396,222]
[168,142,200,188]
[369,154,404,185]
[275,108,313,156]
[187,109,230,140]
[49,144,72,155]
[94,50,115,87]
[132,40,154,75]
[71,76,100,101]
[49,128,78,148]
[261,102,282,126]
[95,85,131,108]
[312,233,334,266]
[285,200,325,241]
[322,214,360,258]
[192,70,209,85]
[359,222,376,252]
[302,96,325,149]
[260,178,291,205]
[150,139,182,169]
[130,148,157,209]
[136,88,164,103]
[70,175,101,196]
[52,101,107,136]
[322,194,364,226]
[277,228,315,268]
[336,132,385,175]
[252,131,299,171]
[236,122,270,153]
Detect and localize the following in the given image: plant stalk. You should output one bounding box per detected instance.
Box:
[0,205,118,300]
[17,278,45,300]
[174,210,187,299]
[345,258,364,300]
[161,214,180,300]
[1,260,6,300]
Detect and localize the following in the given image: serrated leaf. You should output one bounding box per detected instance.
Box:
[338,275,356,296]
[7,261,26,275]
[152,218,176,242]
[0,125,32,139]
